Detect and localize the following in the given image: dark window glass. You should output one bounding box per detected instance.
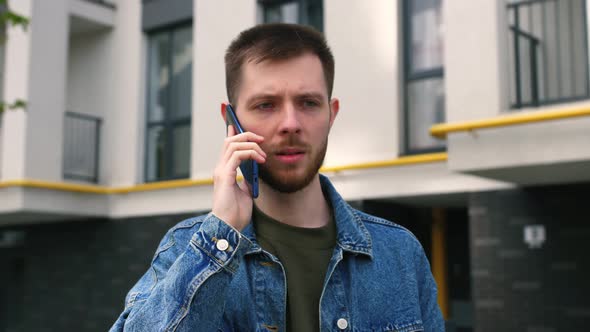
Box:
[170,25,193,120]
[147,32,169,123]
[172,124,191,176]
[409,0,444,74]
[407,78,445,151]
[146,24,192,181]
[404,0,445,153]
[264,2,299,24]
[146,125,166,181]
[259,0,323,32]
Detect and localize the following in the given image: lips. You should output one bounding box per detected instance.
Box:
[274,147,306,164]
[276,148,305,156]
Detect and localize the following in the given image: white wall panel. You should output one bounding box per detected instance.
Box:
[324,0,402,166]
[1,0,33,180]
[24,0,70,181]
[192,0,257,179]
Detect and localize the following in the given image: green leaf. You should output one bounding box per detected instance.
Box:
[0,99,27,113]
[2,12,29,30]
[0,1,30,31]
[10,99,26,110]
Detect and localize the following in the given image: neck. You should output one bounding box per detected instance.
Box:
[255,175,331,228]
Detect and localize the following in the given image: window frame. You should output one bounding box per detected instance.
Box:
[144,20,193,182]
[402,0,446,155]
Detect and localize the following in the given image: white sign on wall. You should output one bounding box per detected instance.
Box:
[524,225,546,249]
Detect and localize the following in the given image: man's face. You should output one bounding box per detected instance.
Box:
[233,53,339,193]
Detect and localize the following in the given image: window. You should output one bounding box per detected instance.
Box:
[403,0,445,153]
[63,112,101,183]
[145,24,192,182]
[508,0,590,108]
[258,0,323,32]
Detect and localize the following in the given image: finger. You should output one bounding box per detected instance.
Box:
[225,142,267,156]
[223,132,264,147]
[227,124,236,137]
[226,150,266,172]
[223,142,267,162]
[215,148,264,188]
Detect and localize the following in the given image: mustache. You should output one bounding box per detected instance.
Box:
[266,136,310,153]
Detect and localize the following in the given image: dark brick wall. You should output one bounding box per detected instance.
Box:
[0,212,199,332]
[469,183,590,331]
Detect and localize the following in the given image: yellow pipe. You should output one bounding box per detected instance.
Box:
[320,152,447,172]
[430,106,590,138]
[431,208,449,320]
[0,153,447,195]
[0,179,110,194]
[110,178,214,194]
[0,178,215,194]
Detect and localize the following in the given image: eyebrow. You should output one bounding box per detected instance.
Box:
[296,92,326,101]
[245,94,276,105]
[245,92,327,105]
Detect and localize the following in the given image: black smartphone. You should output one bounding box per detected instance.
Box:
[225,104,259,198]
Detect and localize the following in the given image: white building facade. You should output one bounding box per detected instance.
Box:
[1,1,590,331]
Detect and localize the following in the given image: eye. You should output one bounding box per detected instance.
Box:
[255,102,274,111]
[302,99,319,109]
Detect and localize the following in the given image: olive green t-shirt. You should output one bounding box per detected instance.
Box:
[253,206,337,332]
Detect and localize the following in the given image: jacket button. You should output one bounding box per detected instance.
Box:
[337,318,348,330]
[216,239,229,251]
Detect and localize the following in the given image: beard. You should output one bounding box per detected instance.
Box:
[258,134,328,194]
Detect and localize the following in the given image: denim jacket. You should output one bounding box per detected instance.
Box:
[110,175,444,332]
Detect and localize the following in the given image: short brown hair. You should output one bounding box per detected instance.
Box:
[224,23,335,106]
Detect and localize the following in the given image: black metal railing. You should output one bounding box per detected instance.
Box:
[63,112,101,183]
[508,0,590,109]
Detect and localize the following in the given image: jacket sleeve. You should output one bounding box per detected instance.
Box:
[109,213,251,332]
[415,243,446,332]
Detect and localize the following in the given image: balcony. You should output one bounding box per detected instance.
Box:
[436,0,590,186]
[69,0,115,37]
[508,0,590,109]
[63,112,101,183]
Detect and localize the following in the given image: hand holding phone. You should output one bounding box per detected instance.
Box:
[211,104,265,231]
[225,104,260,198]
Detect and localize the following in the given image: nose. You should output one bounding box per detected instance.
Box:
[278,103,302,135]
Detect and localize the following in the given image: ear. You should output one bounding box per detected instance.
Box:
[329,98,340,128]
[220,102,228,122]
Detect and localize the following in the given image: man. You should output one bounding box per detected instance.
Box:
[111,23,444,332]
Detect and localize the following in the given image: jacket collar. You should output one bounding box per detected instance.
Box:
[242,174,373,258]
